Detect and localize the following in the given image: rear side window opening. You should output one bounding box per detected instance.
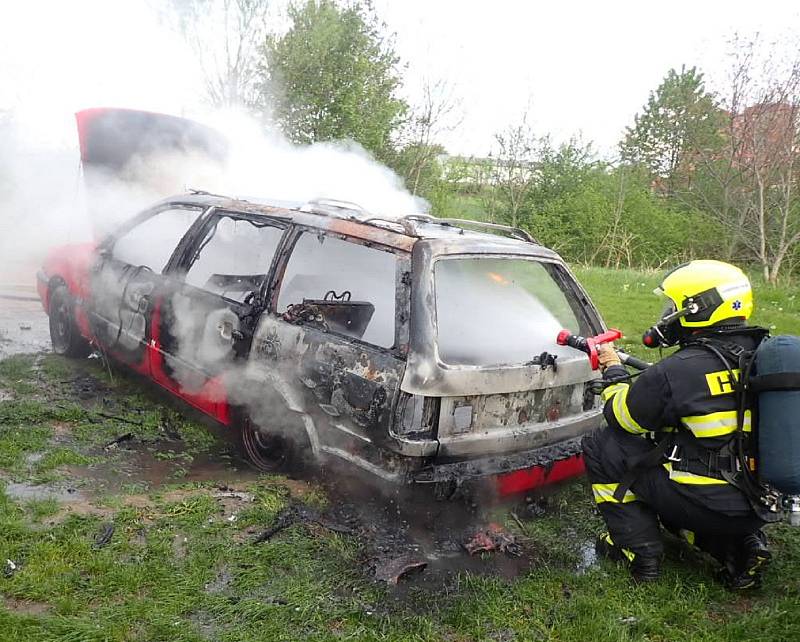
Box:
[434,257,592,367]
[276,232,399,348]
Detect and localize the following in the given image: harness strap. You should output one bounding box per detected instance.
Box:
[612,438,674,502]
[749,372,800,392]
[671,454,736,479]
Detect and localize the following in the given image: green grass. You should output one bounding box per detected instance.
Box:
[573,266,800,358]
[2,268,800,640]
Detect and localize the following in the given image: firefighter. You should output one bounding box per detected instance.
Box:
[582,260,773,588]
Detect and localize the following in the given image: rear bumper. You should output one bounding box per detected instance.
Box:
[412,435,585,487]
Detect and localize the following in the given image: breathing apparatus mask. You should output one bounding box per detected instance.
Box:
[641,288,726,348]
[642,301,688,348]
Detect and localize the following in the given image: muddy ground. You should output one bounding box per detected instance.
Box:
[0,294,603,635]
[4,274,800,641]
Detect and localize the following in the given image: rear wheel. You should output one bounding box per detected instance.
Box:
[239,415,295,471]
[48,284,91,358]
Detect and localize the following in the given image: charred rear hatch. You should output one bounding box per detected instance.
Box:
[400,238,603,464]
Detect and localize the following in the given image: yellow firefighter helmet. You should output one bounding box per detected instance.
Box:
[655,260,753,328]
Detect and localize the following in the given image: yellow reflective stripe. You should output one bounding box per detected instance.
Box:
[662,462,728,485]
[601,382,628,403]
[681,410,752,438]
[592,483,638,504]
[611,385,649,435]
[679,529,696,546]
[603,533,635,562]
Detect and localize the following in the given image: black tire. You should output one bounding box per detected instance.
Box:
[239,415,294,471]
[48,284,91,358]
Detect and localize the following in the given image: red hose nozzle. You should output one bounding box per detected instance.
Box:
[557,328,623,370]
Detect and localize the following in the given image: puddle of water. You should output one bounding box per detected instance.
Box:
[0,298,50,359]
[4,481,85,504]
[575,539,598,574]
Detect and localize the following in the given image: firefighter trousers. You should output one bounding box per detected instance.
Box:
[582,426,765,561]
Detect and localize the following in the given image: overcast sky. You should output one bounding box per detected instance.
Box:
[1,0,799,158]
[376,0,800,157]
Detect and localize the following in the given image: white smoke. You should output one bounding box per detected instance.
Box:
[0,1,423,283]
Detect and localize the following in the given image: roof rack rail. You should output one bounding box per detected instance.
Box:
[298,198,422,237]
[301,197,367,214]
[399,214,536,243]
[187,188,238,200]
[362,217,419,236]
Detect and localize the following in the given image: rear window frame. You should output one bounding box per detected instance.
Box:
[430,253,596,369]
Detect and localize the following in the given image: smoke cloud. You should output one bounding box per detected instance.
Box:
[0,1,424,285]
[0,1,429,485]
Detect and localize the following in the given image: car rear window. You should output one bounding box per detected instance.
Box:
[434,257,589,366]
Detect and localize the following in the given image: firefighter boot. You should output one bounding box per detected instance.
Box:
[722,530,771,591]
[595,533,661,583]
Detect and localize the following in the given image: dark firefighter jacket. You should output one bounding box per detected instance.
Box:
[601,328,766,515]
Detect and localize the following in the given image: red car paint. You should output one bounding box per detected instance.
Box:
[495,454,586,496]
[40,243,232,426]
[40,243,96,337]
[148,302,232,425]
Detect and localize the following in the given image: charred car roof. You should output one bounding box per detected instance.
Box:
[166,192,559,258]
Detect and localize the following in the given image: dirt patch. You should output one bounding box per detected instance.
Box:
[173,532,189,559]
[204,566,233,594]
[212,489,254,522]
[2,596,52,616]
[51,422,73,438]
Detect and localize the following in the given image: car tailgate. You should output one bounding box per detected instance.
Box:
[435,380,601,458]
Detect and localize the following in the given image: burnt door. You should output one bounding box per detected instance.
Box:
[89,205,203,369]
[153,211,288,395]
[252,230,410,475]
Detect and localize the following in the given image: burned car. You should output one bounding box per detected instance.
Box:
[37,194,606,494]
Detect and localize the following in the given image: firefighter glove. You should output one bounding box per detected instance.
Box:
[597,343,622,371]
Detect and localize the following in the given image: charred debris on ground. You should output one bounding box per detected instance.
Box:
[4,353,800,639]
[0,353,597,578]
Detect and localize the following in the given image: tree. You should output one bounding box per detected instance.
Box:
[393,78,461,197]
[260,0,407,161]
[621,66,724,190]
[165,0,273,108]
[681,38,800,282]
[486,114,544,228]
